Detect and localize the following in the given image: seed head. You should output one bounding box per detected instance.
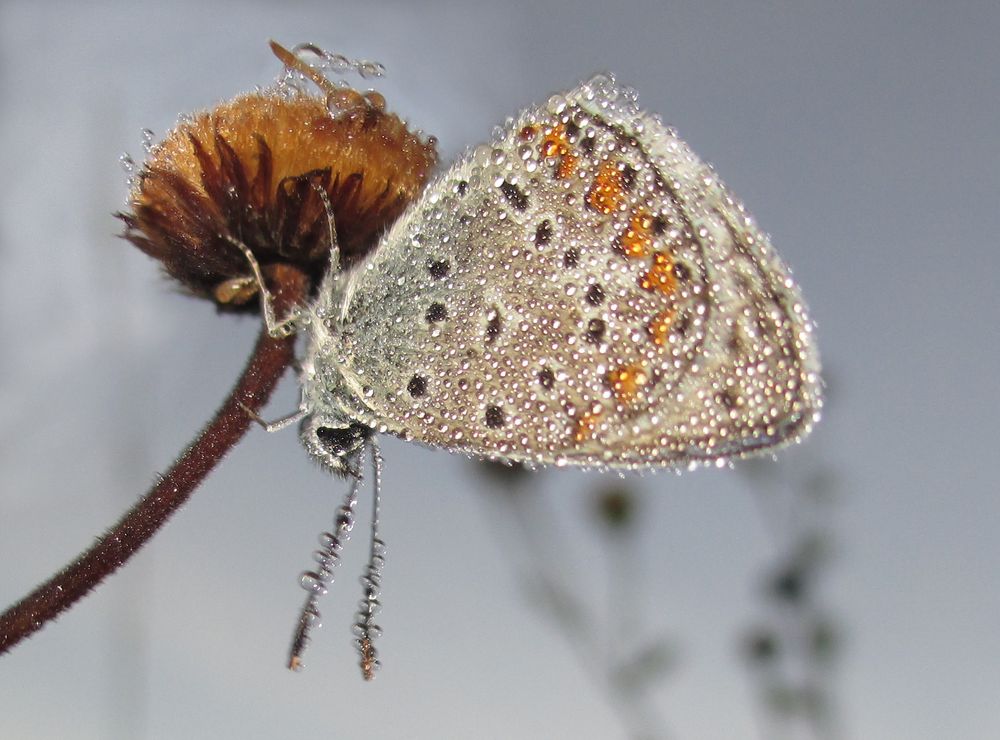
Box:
[119,42,438,308]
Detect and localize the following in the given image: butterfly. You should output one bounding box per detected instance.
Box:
[290,74,822,477]
[210,61,823,678]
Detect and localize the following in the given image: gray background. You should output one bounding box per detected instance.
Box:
[2,1,998,738]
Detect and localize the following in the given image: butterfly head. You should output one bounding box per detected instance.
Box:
[300,415,372,477]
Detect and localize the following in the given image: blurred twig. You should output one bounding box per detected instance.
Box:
[475,463,674,740]
[740,447,843,740]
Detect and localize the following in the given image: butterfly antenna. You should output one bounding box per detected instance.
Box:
[288,463,363,671]
[353,439,386,680]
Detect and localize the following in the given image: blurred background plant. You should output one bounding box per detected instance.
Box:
[739,449,841,740]
[472,381,842,740]
[474,461,676,739]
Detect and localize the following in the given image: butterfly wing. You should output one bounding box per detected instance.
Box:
[315,75,821,469]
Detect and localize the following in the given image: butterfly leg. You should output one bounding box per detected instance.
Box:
[313,183,342,275]
[239,399,307,433]
[225,235,303,339]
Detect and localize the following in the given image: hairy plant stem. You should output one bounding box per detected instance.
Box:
[0,264,308,656]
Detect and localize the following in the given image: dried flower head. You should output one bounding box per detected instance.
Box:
[120,41,438,308]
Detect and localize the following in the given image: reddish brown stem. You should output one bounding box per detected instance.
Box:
[0,265,309,656]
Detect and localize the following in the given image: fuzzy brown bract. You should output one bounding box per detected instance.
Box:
[120,89,438,308]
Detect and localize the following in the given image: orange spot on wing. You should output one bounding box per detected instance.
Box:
[639,251,677,295]
[573,406,603,443]
[557,152,578,179]
[541,124,577,179]
[587,161,626,214]
[647,309,675,346]
[607,365,649,404]
[620,210,654,258]
[542,124,568,156]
